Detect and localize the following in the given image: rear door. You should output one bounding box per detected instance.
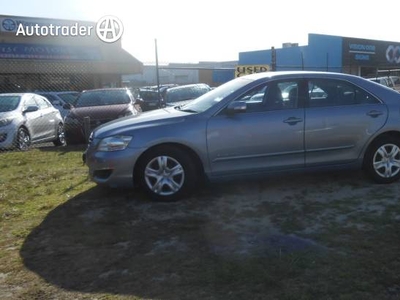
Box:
[33,95,59,140]
[305,78,388,166]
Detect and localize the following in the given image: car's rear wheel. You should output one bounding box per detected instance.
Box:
[136,146,197,201]
[17,127,31,151]
[364,136,400,183]
[53,123,66,146]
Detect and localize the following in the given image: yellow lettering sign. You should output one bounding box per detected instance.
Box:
[235,65,270,77]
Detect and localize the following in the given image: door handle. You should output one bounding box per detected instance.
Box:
[366,110,383,118]
[283,117,303,125]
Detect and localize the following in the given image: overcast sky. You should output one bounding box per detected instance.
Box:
[1,0,399,64]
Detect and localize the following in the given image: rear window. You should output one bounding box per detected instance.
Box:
[139,90,159,101]
[165,85,210,103]
[58,93,79,104]
[75,90,131,107]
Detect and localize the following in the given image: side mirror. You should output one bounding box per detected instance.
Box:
[63,103,72,109]
[23,105,39,113]
[226,101,247,115]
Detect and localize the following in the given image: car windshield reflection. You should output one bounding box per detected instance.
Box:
[183,77,254,113]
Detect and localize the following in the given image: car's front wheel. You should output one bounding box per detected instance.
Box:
[136,146,198,201]
[53,123,66,146]
[364,136,400,183]
[17,127,31,151]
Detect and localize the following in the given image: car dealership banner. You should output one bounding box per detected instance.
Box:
[343,37,400,66]
[0,43,102,60]
[235,65,270,77]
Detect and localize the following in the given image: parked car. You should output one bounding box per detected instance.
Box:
[38,91,80,119]
[64,88,139,145]
[134,84,180,111]
[134,88,165,111]
[163,83,211,107]
[367,76,396,90]
[84,71,400,201]
[0,93,65,150]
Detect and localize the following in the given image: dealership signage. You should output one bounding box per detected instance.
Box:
[0,43,102,60]
[343,37,400,66]
[0,17,76,33]
[235,65,270,77]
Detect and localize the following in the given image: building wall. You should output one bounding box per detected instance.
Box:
[239,34,343,72]
[238,33,400,77]
[123,61,237,88]
[0,15,142,92]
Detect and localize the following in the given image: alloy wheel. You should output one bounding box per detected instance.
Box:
[144,155,185,196]
[373,143,400,178]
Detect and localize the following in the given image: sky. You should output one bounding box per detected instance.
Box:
[1,0,400,64]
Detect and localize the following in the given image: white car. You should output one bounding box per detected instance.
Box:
[368,76,396,90]
[0,93,65,150]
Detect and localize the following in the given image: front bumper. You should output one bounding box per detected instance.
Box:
[84,145,145,188]
[0,126,17,149]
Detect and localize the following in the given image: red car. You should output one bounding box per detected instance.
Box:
[64,88,140,145]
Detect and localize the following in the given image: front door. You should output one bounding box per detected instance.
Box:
[207,80,305,177]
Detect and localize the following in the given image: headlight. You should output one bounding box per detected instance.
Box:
[0,118,12,127]
[97,135,132,152]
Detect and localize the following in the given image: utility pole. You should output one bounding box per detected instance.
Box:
[271,46,276,71]
[155,39,161,107]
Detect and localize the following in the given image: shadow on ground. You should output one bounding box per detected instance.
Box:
[20,171,370,299]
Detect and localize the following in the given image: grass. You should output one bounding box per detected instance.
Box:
[1,146,400,299]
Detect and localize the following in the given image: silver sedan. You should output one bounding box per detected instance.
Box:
[84,71,400,201]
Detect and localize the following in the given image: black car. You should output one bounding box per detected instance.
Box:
[135,88,165,111]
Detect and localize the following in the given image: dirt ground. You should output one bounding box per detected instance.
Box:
[2,169,400,299]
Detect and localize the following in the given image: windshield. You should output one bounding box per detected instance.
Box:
[75,90,131,107]
[58,92,79,104]
[165,85,210,103]
[139,90,159,101]
[0,95,21,112]
[182,77,254,113]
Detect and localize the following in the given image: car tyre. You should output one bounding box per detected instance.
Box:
[364,136,400,184]
[53,123,66,146]
[136,146,198,201]
[17,127,31,151]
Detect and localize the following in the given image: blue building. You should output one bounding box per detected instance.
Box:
[238,33,400,78]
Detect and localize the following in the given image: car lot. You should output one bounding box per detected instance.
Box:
[85,71,400,201]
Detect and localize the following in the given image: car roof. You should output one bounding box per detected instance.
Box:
[0,92,37,97]
[38,91,79,94]
[241,70,362,81]
[82,88,130,93]
[165,83,210,92]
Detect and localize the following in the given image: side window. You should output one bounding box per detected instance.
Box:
[234,83,268,113]
[308,79,379,107]
[34,96,51,109]
[233,80,299,113]
[23,97,37,110]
